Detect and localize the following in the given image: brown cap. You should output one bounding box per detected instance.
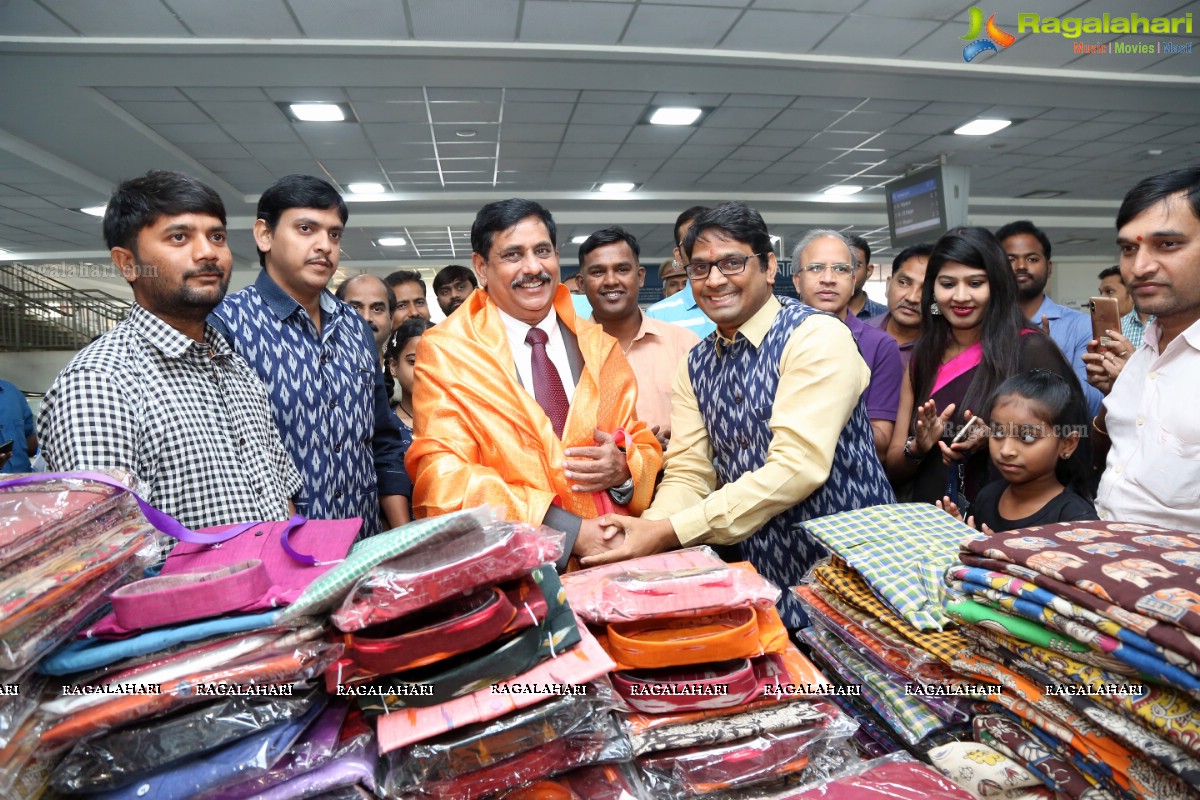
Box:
[660,259,687,280]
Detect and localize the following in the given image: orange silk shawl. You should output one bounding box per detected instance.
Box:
[406,285,662,524]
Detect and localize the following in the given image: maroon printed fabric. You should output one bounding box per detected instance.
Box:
[783,759,978,799]
[961,520,1200,656]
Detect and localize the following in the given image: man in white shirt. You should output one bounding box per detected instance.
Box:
[1092,166,1200,532]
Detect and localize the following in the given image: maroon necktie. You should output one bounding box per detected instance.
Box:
[525,327,569,438]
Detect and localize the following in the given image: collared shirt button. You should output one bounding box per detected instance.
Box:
[1136,417,1144,426]
[1149,372,1157,380]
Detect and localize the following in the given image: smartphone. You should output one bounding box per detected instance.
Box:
[0,440,12,456]
[1089,296,1121,347]
[951,416,986,446]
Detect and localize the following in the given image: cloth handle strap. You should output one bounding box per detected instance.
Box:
[0,471,315,564]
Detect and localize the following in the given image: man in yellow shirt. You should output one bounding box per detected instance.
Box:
[585,202,894,628]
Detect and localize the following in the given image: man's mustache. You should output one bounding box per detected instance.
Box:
[511,272,553,289]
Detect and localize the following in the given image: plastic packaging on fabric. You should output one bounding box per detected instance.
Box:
[638,714,858,797]
[561,546,781,625]
[0,712,50,797]
[213,729,377,800]
[497,762,647,800]
[332,520,563,633]
[41,627,322,719]
[88,693,327,800]
[0,471,137,566]
[628,699,847,758]
[384,711,631,800]
[38,638,343,751]
[756,751,980,800]
[0,667,45,750]
[383,681,614,784]
[52,687,325,793]
[203,699,350,800]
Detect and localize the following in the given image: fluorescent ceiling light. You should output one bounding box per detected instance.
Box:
[954,118,1011,136]
[376,237,407,247]
[823,185,863,197]
[348,183,385,195]
[78,205,107,217]
[289,103,345,122]
[650,106,703,126]
[571,235,589,244]
[1018,189,1066,200]
[769,235,781,244]
[597,182,636,193]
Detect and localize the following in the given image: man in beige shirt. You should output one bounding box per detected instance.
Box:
[583,202,894,629]
[578,227,700,451]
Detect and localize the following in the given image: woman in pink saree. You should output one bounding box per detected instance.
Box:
[885,226,1081,512]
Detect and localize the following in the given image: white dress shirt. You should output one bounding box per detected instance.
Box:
[1097,316,1200,532]
[497,307,577,404]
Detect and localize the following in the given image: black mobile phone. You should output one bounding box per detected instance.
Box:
[0,440,12,456]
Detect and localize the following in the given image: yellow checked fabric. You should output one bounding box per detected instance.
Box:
[812,560,968,664]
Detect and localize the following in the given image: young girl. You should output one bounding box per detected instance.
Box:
[384,317,435,438]
[941,369,1097,531]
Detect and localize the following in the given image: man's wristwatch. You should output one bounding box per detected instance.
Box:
[608,478,635,506]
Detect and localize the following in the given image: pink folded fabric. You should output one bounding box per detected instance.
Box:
[110,560,272,630]
[375,617,615,754]
[86,518,359,638]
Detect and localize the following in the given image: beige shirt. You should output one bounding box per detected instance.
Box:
[622,315,701,440]
[643,295,870,545]
[1097,317,1200,532]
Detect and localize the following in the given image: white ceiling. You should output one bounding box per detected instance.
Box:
[0,0,1197,288]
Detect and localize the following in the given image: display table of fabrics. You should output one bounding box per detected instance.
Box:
[562,547,858,797]
[793,504,980,760]
[944,519,1200,800]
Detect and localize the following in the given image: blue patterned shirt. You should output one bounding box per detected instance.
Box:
[1120,310,1152,350]
[210,269,411,537]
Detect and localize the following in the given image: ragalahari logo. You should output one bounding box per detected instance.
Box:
[961,7,1016,62]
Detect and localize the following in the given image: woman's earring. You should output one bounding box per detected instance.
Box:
[930,302,942,316]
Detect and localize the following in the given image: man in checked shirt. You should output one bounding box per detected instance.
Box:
[38,170,301,530]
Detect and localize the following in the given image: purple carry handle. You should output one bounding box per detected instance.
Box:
[0,471,316,565]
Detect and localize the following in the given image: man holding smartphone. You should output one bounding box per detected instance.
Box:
[0,379,36,473]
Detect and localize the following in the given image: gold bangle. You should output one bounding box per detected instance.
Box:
[1092,415,1108,436]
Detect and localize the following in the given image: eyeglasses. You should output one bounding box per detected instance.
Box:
[684,253,765,280]
[800,263,854,276]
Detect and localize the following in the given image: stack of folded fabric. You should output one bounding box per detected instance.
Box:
[742,752,982,800]
[563,546,857,798]
[794,504,981,757]
[33,510,372,799]
[323,513,627,799]
[0,472,160,796]
[944,519,1200,800]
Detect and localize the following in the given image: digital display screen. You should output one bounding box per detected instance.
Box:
[890,178,942,236]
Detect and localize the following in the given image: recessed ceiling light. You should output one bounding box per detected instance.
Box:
[0,248,9,254]
[954,118,1012,136]
[649,107,703,126]
[288,103,345,122]
[456,129,477,138]
[823,185,863,197]
[1057,238,1094,246]
[376,237,407,247]
[347,183,385,195]
[1148,149,1164,156]
[597,182,636,193]
[769,235,781,244]
[1018,189,1067,199]
[571,235,589,244]
[78,205,107,217]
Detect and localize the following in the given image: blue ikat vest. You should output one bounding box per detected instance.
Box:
[688,298,895,628]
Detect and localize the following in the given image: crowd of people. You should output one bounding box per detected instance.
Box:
[23,164,1200,596]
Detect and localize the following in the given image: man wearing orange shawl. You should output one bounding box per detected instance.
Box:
[407,199,662,560]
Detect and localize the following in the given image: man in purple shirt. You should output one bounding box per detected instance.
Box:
[866,243,932,370]
[792,230,902,462]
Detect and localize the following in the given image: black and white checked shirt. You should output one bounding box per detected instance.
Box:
[37,304,302,530]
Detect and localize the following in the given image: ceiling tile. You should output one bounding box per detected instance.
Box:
[287,0,410,37]
[766,109,849,131]
[503,102,576,124]
[430,103,502,124]
[570,104,647,126]
[162,0,303,37]
[345,88,427,103]
[219,123,300,143]
[152,123,235,144]
[624,125,693,145]
[854,0,965,20]
[621,5,743,47]
[118,101,211,124]
[409,0,520,41]
[702,107,779,128]
[519,0,630,44]
[183,88,269,102]
[687,128,760,146]
[436,142,497,159]
[364,123,433,143]
[502,123,567,143]
[48,0,191,35]
[354,103,430,123]
[199,101,287,124]
[101,87,190,101]
[562,125,629,144]
[556,143,620,158]
[815,16,941,57]
[0,0,79,35]
[505,89,580,103]
[373,142,439,160]
[720,9,843,52]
